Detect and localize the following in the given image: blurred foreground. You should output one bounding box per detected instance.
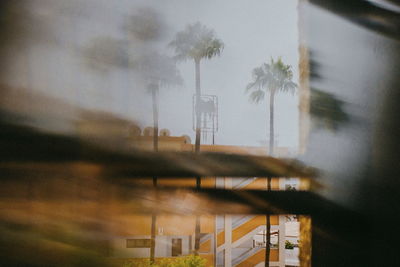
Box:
[2,0,400,267]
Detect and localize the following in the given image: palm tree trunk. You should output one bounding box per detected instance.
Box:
[195,59,201,154]
[265,177,272,267]
[269,90,275,156]
[150,87,159,264]
[194,59,201,254]
[265,90,275,267]
[152,88,159,152]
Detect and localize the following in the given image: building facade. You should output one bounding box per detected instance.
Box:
[110,128,299,267]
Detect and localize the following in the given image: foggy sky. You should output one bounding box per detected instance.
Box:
[7,0,300,150]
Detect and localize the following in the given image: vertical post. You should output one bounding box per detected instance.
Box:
[194,216,201,254]
[214,177,218,266]
[265,177,271,267]
[150,213,157,262]
[278,178,286,267]
[299,216,311,267]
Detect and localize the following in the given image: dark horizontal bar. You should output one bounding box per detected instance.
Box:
[111,186,366,231]
[0,121,316,178]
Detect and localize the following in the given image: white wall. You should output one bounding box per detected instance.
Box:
[111,235,190,258]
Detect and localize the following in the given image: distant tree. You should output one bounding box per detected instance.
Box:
[137,51,182,154]
[83,37,129,73]
[84,32,181,263]
[137,51,182,263]
[246,57,297,267]
[169,22,224,154]
[125,8,177,263]
[246,57,297,155]
[169,23,223,254]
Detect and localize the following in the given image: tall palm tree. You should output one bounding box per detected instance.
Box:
[84,35,181,262]
[125,8,174,262]
[246,57,297,155]
[169,22,224,154]
[246,57,297,267]
[169,22,223,254]
[139,51,182,154]
[138,51,182,263]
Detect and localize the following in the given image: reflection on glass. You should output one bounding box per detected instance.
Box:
[310,88,349,131]
[0,1,311,267]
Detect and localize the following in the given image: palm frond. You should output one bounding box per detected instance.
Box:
[245,81,257,92]
[169,22,224,62]
[282,80,297,94]
[136,51,182,90]
[83,36,129,72]
[245,57,297,101]
[249,90,265,103]
[252,66,266,79]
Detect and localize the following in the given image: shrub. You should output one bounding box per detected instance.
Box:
[285,240,295,250]
[122,255,207,267]
[167,255,206,267]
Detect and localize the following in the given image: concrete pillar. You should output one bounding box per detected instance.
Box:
[215,177,224,266]
[224,177,232,267]
[278,179,286,267]
[278,215,286,267]
[298,0,311,155]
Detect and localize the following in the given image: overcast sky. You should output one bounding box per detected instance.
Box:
[8,0,300,149]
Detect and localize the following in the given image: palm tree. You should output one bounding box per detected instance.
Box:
[82,36,130,108]
[169,22,224,154]
[137,51,182,263]
[246,57,297,155]
[84,35,181,263]
[138,51,182,153]
[246,57,297,267]
[125,8,173,262]
[169,23,223,254]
